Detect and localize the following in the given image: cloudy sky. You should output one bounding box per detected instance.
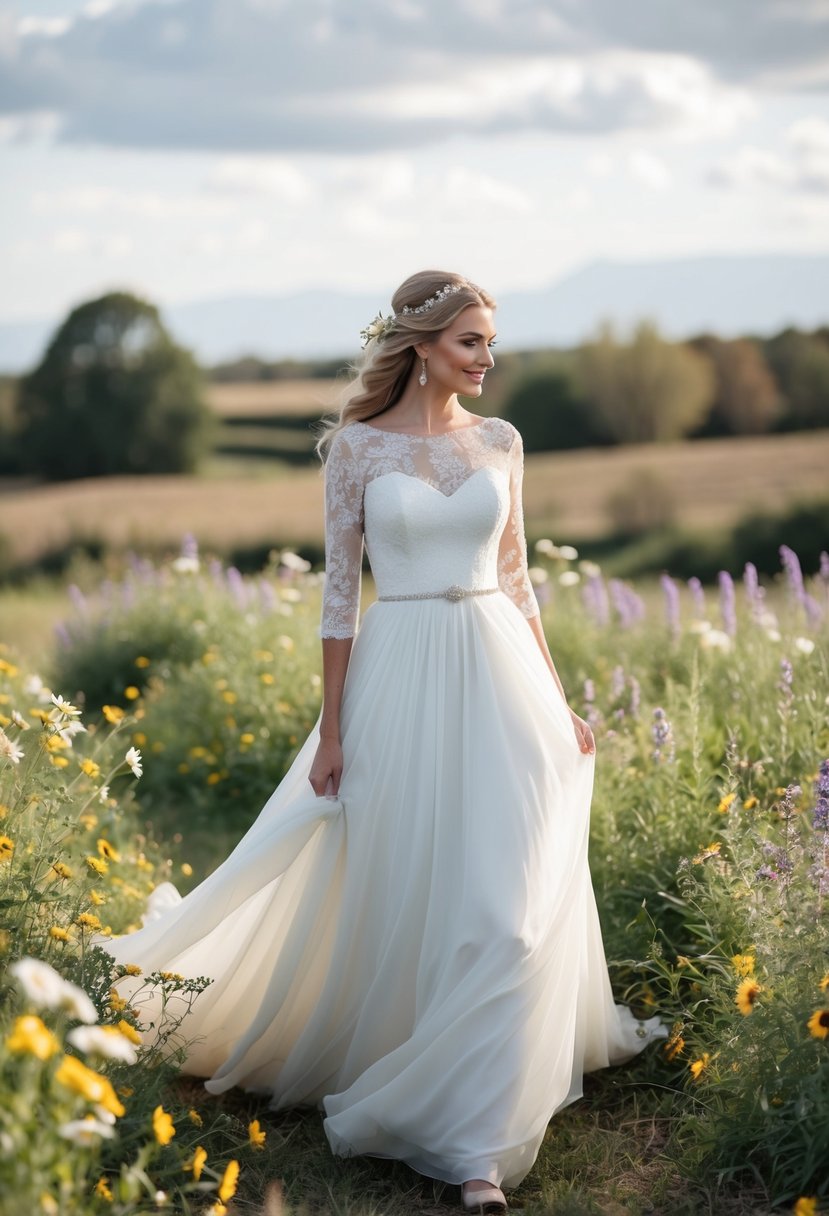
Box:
[1,0,828,325]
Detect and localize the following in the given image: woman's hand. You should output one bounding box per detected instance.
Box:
[309,736,344,797]
[568,708,596,755]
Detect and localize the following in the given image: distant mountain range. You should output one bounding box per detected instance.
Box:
[1,251,826,373]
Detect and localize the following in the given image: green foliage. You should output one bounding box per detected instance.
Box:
[16,292,213,481]
[765,328,829,432]
[689,336,782,437]
[503,370,609,452]
[577,320,716,444]
[49,545,322,838]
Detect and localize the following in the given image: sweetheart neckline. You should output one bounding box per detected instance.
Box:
[364,466,507,501]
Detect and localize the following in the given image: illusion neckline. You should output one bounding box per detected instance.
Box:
[355,416,492,439]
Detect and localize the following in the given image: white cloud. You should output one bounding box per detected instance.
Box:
[627,149,671,189]
[207,158,314,203]
[707,118,829,193]
[0,0,798,154]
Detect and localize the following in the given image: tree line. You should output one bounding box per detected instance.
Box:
[1,292,827,482]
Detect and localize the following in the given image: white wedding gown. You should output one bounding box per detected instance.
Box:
[104,417,663,1189]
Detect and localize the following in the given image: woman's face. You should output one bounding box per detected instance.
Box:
[420,305,496,398]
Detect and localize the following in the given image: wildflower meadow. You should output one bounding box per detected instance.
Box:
[0,538,827,1215]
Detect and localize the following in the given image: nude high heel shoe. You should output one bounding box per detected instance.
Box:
[460,1181,507,1214]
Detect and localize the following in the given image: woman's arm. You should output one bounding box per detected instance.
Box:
[309,637,353,796]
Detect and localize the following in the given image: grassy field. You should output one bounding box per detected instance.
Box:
[1,424,828,572]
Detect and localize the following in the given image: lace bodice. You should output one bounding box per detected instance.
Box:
[320,417,538,639]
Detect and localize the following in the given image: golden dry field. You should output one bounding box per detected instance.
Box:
[208,378,344,417]
[1,402,827,568]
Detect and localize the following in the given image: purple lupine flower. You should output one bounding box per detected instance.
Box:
[208,557,225,586]
[687,576,706,618]
[581,572,609,627]
[811,758,829,832]
[258,579,277,613]
[779,544,805,598]
[651,706,675,763]
[67,584,87,614]
[611,665,625,700]
[762,841,793,874]
[756,864,779,881]
[742,562,766,619]
[718,570,737,636]
[609,579,646,629]
[820,551,829,585]
[660,573,681,638]
[53,622,71,649]
[629,675,641,718]
[225,566,248,609]
[802,592,824,628]
[181,533,199,561]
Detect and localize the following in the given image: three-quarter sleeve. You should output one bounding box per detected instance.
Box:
[319,431,365,639]
[497,427,539,620]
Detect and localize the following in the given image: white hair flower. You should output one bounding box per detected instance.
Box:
[359,311,396,347]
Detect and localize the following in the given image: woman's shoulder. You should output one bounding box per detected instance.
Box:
[480,415,522,452]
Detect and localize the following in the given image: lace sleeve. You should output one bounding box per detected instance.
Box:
[497,426,539,620]
[319,430,365,640]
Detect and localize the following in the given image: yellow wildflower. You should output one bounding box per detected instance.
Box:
[50,926,71,942]
[97,838,120,862]
[664,1031,685,1062]
[260,672,275,685]
[218,1160,240,1203]
[79,813,98,831]
[208,1205,227,1216]
[124,686,140,701]
[743,796,758,810]
[221,690,237,704]
[116,1019,141,1045]
[188,1108,204,1127]
[89,890,106,906]
[50,755,70,769]
[80,758,101,778]
[736,979,762,1015]
[134,656,151,668]
[102,705,125,725]
[107,989,127,1013]
[152,1104,175,1146]
[207,772,223,785]
[122,963,142,976]
[51,861,73,880]
[94,1178,113,1202]
[45,734,69,753]
[0,657,19,676]
[692,842,721,865]
[87,856,108,875]
[731,954,755,977]
[794,1200,817,1216]
[807,1009,829,1040]
[818,974,829,992]
[177,762,190,774]
[248,1119,266,1149]
[0,835,13,863]
[75,912,102,932]
[6,1015,60,1060]
[689,1053,710,1081]
[118,1086,134,1098]
[240,732,255,745]
[132,731,147,746]
[181,862,193,877]
[159,971,185,982]
[55,1055,125,1117]
[185,1145,207,1180]
[718,792,737,813]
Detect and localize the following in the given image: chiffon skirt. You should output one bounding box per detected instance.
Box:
[103,592,663,1189]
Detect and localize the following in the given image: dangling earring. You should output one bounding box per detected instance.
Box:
[419,358,428,387]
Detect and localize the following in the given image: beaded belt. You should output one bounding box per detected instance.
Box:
[377,584,500,603]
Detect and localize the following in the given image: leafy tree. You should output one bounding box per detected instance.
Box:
[503,370,609,452]
[764,327,829,431]
[690,336,781,436]
[17,292,212,480]
[577,319,715,443]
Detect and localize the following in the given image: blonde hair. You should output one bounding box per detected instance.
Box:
[316,269,496,459]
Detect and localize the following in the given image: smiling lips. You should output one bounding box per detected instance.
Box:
[465,371,486,382]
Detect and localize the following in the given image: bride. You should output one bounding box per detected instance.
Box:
[104,270,663,1215]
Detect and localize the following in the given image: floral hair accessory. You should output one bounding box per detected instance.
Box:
[359,311,397,348]
[401,283,464,315]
